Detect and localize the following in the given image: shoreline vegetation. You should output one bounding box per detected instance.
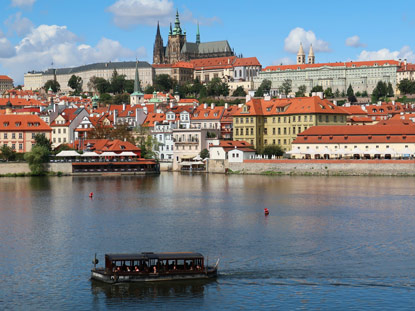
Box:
[225,169,414,176]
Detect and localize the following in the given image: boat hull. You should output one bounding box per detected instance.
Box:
[91,268,217,284]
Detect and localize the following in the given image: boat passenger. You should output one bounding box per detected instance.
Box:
[153,266,157,273]
[126,266,131,272]
[134,266,139,272]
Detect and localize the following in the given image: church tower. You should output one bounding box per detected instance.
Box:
[297,43,306,65]
[167,10,187,63]
[308,44,315,64]
[130,61,144,106]
[196,22,200,44]
[153,21,164,64]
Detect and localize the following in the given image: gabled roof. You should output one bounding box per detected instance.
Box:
[233,57,261,67]
[72,139,140,153]
[0,98,47,107]
[142,113,166,127]
[0,75,13,81]
[192,105,224,120]
[0,115,51,131]
[190,56,237,70]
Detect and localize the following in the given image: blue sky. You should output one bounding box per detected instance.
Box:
[1,0,415,84]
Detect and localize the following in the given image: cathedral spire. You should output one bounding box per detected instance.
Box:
[308,44,315,64]
[173,9,182,35]
[196,22,200,44]
[156,21,161,37]
[297,42,306,65]
[134,60,142,94]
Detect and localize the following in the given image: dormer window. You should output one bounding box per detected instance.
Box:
[3,122,9,127]
[204,113,208,117]
[15,122,21,127]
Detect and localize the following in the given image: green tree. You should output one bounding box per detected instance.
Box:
[398,79,415,95]
[324,87,334,98]
[232,86,246,97]
[347,84,357,103]
[372,81,388,102]
[136,126,159,159]
[254,79,271,97]
[355,91,361,97]
[191,78,203,96]
[281,79,292,95]
[362,90,368,97]
[387,82,394,97]
[311,85,324,92]
[24,145,50,175]
[144,85,155,94]
[44,80,60,93]
[340,90,346,97]
[92,77,111,94]
[154,74,174,93]
[110,69,127,94]
[0,145,16,161]
[334,89,340,98]
[112,93,130,105]
[200,149,209,159]
[206,78,229,97]
[34,133,52,151]
[99,93,112,105]
[68,75,83,93]
[124,80,135,94]
[295,85,307,97]
[262,145,284,158]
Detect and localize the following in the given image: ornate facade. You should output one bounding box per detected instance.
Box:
[153,11,234,64]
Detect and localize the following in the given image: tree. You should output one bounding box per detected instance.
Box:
[112,93,130,105]
[68,75,83,93]
[334,89,340,98]
[340,90,346,97]
[89,123,135,143]
[136,126,158,159]
[24,145,50,175]
[362,90,368,97]
[34,133,52,151]
[144,85,155,94]
[200,149,209,159]
[44,80,60,93]
[191,78,203,96]
[398,79,415,95]
[93,77,111,94]
[295,85,307,97]
[262,145,284,158]
[232,86,246,97]
[324,87,334,98]
[347,84,357,103]
[124,80,134,94]
[154,74,174,92]
[311,85,324,93]
[0,145,16,162]
[355,91,361,97]
[99,93,112,105]
[254,79,271,97]
[372,81,388,102]
[206,78,229,97]
[387,82,394,97]
[110,69,127,94]
[281,79,292,95]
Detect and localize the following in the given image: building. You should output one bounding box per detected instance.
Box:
[153,11,234,64]
[255,44,400,95]
[0,76,14,93]
[233,96,348,151]
[24,61,153,92]
[397,60,415,84]
[290,120,415,159]
[0,114,51,153]
[50,107,89,147]
[209,140,255,163]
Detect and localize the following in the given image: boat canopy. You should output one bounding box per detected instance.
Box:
[105,252,204,261]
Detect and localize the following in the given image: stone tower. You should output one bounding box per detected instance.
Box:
[297,43,306,65]
[167,10,187,63]
[308,44,315,64]
[153,21,164,64]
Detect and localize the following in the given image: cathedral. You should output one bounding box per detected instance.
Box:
[153,11,234,64]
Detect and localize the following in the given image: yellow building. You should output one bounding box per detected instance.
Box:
[233,96,348,151]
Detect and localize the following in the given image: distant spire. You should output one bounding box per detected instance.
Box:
[173,9,182,35]
[196,21,200,44]
[169,22,172,35]
[298,42,305,56]
[308,44,314,57]
[156,21,161,37]
[134,60,142,93]
[308,44,315,64]
[297,42,305,65]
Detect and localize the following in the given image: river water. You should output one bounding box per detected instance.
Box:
[0,173,414,310]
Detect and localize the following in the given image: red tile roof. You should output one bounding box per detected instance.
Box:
[341,105,368,115]
[190,56,237,70]
[72,139,140,154]
[0,75,13,81]
[0,114,51,131]
[397,63,415,72]
[142,113,166,127]
[0,98,47,107]
[264,60,400,72]
[172,61,194,69]
[192,105,224,120]
[233,57,261,67]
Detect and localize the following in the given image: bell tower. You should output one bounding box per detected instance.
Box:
[308,44,315,64]
[297,43,306,65]
[167,10,187,63]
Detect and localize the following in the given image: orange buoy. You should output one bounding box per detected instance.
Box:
[264,208,269,215]
[89,192,94,198]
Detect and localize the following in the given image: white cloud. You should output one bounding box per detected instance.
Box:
[345,35,366,48]
[357,46,415,62]
[11,0,36,8]
[0,37,15,58]
[272,57,293,66]
[180,7,221,26]
[0,24,147,84]
[107,0,174,28]
[284,27,330,53]
[5,12,34,36]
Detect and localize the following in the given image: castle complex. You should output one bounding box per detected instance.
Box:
[153,11,234,64]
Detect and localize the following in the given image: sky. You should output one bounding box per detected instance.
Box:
[1,0,415,85]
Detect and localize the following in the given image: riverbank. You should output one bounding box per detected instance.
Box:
[207,159,415,176]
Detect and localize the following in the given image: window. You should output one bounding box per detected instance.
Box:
[272,128,276,135]
[3,133,7,139]
[304,115,307,122]
[53,129,56,134]
[19,133,23,139]
[319,115,322,122]
[292,116,296,122]
[12,133,15,139]
[273,139,276,144]
[264,128,268,134]
[334,116,337,122]
[246,128,249,135]
[298,116,301,122]
[19,143,23,150]
[12,144,15,150]
[250,140,254,145]
[325,115,329,122]
[293,127,296,134]
[250,128,254,135]
[240,118,244,124]
[236,128,239,136]
[63,129,66,134]
[58,129,61,134]
[264,139,268,145]
[283,139,286,145]
[58,138,61,143]
[250,117,254,123]
[273,117,276,123]
[283,128,287,135]
[278,128,281,135]
[309,116,313,122]
[278,139,281,145]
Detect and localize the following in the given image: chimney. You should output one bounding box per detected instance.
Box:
[225,103,229,109]
[377,101,382,106]
[170,102,173,108]
[264,94,271,101]
[123,103,126,111]
[333,100,337,106]
[392,100,395,105]
[404,59,407,70]
[113,109,117,124]
[143,106,148,114]
[245,94,251,103]
[399,58,402,66]
[204,103,208,109]
[211,103,215,109]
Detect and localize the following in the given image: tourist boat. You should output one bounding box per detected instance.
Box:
[91,252,219,283]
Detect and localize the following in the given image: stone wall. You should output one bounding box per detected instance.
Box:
[207,159,415,176]
[0,162,72,175]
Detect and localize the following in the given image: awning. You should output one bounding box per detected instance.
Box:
[119,151,137,156]
[179,161,205,166]
[193,155,202,161]
[81,151,100,157]
[55,150,80,157]
[181,155,197,160]
[100,151,120,157]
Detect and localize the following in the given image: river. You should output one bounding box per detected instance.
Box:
[0,173,414,310]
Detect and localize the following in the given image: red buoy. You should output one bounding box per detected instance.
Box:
[264,208,269,216]
[89,192,94,198]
